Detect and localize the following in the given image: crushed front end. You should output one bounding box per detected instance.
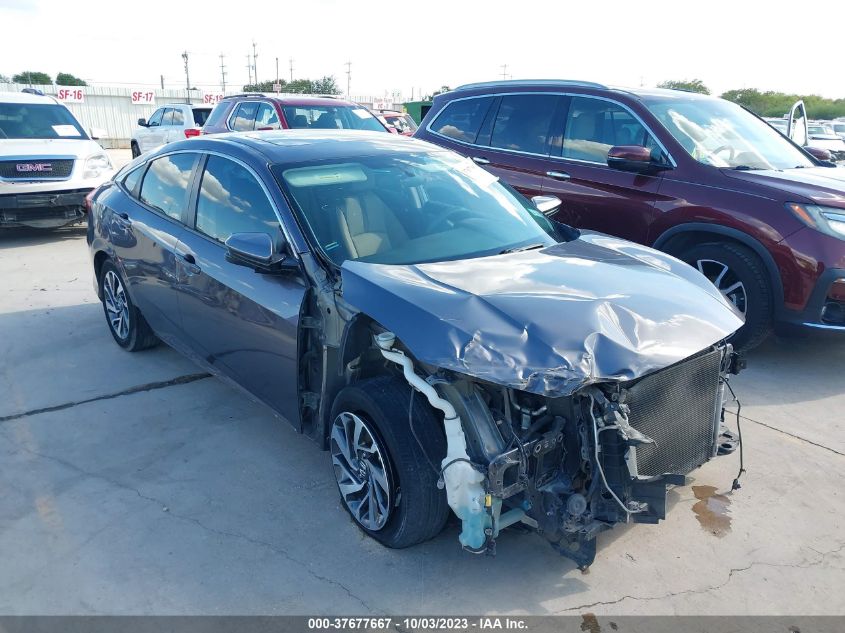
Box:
[393,342,744,568]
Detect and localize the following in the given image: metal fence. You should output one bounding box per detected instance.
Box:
[1,83,390,149]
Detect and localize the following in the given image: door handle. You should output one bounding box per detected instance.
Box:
[472,156,490,165]
[179,252,201,275]
[546,170,571,181]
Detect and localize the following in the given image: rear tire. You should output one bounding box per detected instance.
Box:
[98,259,158,351]
[329,375,449,548]
[682,242,773,350]
[130,141,140,158]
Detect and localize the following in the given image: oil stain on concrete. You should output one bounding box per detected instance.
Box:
[692,485,732,537]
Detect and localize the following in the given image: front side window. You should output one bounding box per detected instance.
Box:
[256,103,281,130]
[195,156,280,244]
[139,153,197,220]
[646,96,814,169]
[490,94,559,154]
[0,103,88,139]
[562,97,661,163]
[429,97,494,143]
[230,102,259,131]
[147,108,164,127]
[281,105,386,131]
[273,150,563,267]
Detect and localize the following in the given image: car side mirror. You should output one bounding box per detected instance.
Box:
[805,146,832,161]
[607,145,670,173]
[531,195,562,216]
[225,232,299,274]
[137,118,147,127]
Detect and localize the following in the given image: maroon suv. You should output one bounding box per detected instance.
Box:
[414,80,845,349]
[202,94,389,135]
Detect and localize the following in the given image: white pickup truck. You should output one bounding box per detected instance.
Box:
[0,90,114,229]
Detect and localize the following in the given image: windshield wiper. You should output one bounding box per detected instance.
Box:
[732,165,758,171]
[499,243,546,255]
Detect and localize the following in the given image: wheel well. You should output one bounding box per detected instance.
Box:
[93,251,109,294]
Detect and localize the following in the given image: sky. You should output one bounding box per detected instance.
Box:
[1,0,843,100]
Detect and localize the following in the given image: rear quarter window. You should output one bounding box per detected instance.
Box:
[192,108,211,126]
[430,97,494,144]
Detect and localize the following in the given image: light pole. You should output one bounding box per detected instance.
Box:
[182,51,191,103]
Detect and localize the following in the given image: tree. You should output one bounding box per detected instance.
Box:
[55,72,87,86]
[312,75,340,95]
[656,79,710,94]
[243,79,285,92]
[0,74,9,83]
[12,71,52,85]
[720,88,845,119]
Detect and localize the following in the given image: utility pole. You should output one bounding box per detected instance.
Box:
[220,54,227,93]
[289,57,294,82]
[160,74,165,90]
[275,57,279,88]
[182,51,191,103]
[500,63,508,80]
[252,41,258,85]
[345,61,352,98]
[246,54,253,87]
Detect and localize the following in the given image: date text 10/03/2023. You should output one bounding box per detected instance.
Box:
[308,618,529,630]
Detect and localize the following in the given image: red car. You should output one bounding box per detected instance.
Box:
[415,80,845,349]
[377,110,418,136]
[202,94,389,135]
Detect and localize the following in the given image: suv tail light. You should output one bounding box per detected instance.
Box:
[84,189,96,213]
[184,128,201,138]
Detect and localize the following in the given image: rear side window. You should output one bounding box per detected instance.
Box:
[172,108,185,126]
[489,94,560,155]
[562,97,660,162]
[429,97,494,143]
[139,153,197,221]
[162,108,175,126]
[192,108,211,126]
[230,102,259,131]
[256,103,281,129]
[121,165,144,196]
[195,155,280,243]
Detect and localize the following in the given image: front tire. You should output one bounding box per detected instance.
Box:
[329,375,449,548]
[682,242,773,350]
[99,260,157,351]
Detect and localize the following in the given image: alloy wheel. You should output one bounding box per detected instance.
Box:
[696,258,748,316]
[330,411,393,531]
[103,270,130,340]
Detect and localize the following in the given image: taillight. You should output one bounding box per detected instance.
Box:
[184,128,201,138]
[84,189,96,213]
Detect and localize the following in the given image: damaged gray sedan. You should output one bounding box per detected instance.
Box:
[88,131,745,567]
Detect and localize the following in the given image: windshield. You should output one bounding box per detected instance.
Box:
[282,105,387,132]
[646,97,813,170]
[273,151,561,266]
[833,124,845,135]
[809,125,834,136]
[0,102,88,140]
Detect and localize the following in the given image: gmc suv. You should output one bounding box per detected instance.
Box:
[415,80,845,349]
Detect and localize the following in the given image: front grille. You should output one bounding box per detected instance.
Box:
[624,348,722,477]
[0,159,74,180]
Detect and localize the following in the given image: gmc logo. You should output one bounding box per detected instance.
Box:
[16,163,53,173]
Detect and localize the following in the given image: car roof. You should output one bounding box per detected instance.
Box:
[447,80,720,103]
[158,103,211,109]
[183,130,438,163]
[223,94,356,107]
[0,91,60,105]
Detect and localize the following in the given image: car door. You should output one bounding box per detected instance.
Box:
[542,95,666,245]
[113,151,200,345]
[139,107,165,152]
[175,153,307,425]
[469,93,564,199]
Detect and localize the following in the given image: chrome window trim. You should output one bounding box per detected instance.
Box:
[425,91,677,169]
[0,154,77,183]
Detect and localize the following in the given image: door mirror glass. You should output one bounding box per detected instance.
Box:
[787,101,808,147]
[137,118,147,127]
[531,195,562,215]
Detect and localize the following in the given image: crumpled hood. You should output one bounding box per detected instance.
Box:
[723,166,845,209]
[341,232,744,397]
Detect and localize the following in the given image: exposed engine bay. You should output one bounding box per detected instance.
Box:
[370,329,743,568]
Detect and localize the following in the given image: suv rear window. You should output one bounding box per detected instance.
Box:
[192,108,211,126]
[0,102,88,140]
[281,105,385,131]
[429,97,494,143]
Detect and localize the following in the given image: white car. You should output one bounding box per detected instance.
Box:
[807,122,845,162]
[131,103,212,157]
[0,90,114,229]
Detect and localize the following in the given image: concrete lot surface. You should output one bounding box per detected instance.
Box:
[0,224,844,616]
